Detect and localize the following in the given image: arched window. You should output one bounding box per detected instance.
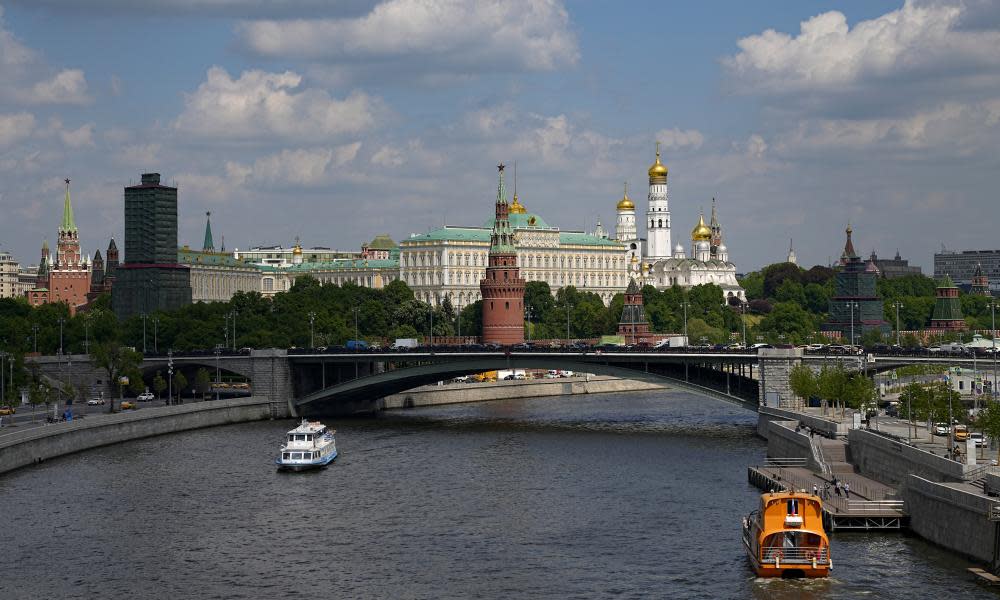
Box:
[658,219,663,228]
[505,301,509,310]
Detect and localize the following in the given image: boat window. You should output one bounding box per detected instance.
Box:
[786,499,799,515]
[283,453,290,460]
[305,435,312,442]
[292,452,302,459]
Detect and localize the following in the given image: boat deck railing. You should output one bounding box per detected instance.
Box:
[761,546,830,564]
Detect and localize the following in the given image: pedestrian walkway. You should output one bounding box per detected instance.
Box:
[748,462,906,531]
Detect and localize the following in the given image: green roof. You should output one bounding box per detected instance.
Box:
[285,258,399,271]
[366,234,397,250]
[60,180,77,233]
[483,212,551,229]
[406,227,491,243]
[178,249,252,268]
[404,226,622,248]
[559,232,624,248]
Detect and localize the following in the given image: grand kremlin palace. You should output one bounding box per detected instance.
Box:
[400,196,628,309]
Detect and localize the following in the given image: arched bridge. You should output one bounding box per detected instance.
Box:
[295,351,762,414]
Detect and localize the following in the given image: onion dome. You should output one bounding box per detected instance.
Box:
[616,182,634,211]
[648,144,668,184]
[509,194,527,214]
[691,213,711,241]
[630,254,639,264]
[292,236,303,255]
[674,243,684,253]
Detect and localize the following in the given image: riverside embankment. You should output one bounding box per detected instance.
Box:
[382,375,666,409]
[0,377,666,477]
[0,396,282,476]
[757,406,1000,570]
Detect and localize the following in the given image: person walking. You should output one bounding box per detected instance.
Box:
[813,484,819,497]
[823,483,830,500]
[834,481,842,497]
[844,482,851,498]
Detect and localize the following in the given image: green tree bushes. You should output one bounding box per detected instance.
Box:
[173,371,188,402]
[153,371,167,399]
[195,368,212,398]
[91,342,143,413]
[789,364,820,406]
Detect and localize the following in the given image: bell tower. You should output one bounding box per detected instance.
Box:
[480,164,525,345]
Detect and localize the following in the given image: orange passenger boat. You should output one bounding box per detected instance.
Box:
[742,490,831,578]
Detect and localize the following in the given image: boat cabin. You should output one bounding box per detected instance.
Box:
[744,491,830,577]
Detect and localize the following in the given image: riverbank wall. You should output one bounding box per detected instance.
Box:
[0,397,281,476]
[903,476,998,566]
[381,376,666,409]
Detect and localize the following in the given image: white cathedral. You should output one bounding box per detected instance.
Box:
[610,145,745,302]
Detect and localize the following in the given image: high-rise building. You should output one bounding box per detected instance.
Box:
[934,248,1000,294]
[112,172,191,319]
[821,226,890,342]
[480,164,525,345]
[0,250,17,298]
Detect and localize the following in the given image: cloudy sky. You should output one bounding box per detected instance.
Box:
[1,0,998,271]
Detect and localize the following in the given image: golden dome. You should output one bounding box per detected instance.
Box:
[510,194,527,214]
[648,143,668,183]
[691,213,711,241]
[616,182,634,211]
[630,254,639,263]
[292,237,303,255]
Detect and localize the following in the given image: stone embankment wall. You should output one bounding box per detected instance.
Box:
[757,406,847,439]
[903,476,998,565]
[847,428,971,486]
[0,397,282,476]
[759,418,823,471]
[382,376,665,409]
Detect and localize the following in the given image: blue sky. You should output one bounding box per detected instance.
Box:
[1,0,998,272]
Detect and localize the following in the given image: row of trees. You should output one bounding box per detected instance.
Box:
[788,364,878,416]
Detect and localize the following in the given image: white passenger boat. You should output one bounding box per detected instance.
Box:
[275,419,338,471]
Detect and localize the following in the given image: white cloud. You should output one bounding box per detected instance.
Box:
[175,67,379,140]
[723,0,1000,121]
[0,112,35,147]
[655,128,705,151]
[0,9,90,105]
[24,69,90,104]
[237,0,578,81]
[115,142,161,165]
[371,139,444,169]
[57,122,95,148]
[249,144,361,185]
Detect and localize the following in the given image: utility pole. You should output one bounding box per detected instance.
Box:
[153,317,159,354]
[32,324,39,353]
[140,313,148,354]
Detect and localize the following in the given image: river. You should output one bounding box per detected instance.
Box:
[1,390,994,599]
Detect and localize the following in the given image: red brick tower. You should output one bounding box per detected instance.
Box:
[480,164,525,345]
[618,277,650,343]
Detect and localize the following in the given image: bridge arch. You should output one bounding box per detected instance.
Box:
[296,356,759,414]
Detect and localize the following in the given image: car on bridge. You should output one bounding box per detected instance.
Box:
[933,422,950,436]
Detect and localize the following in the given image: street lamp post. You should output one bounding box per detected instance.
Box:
[213,344,222,401]
[429,305,434,346]
[308,312,316,348]
[565,300,573,342]
[847,301,859,347]
[57,316,66,355]
[679,302,690,345]
[167,349,173,406]
[892,301,903,347]
[140,313,148,354]
[525,307,533,343]
[991,302,999,401]
[224,313,230,348]
[352,306,361,378]
[153,317,159,354]
[229,310,238,351]
[740,303,748,348]
[83,315,91,356]
[32,324,39,353]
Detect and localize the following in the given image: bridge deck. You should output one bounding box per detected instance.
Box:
[748,465,906,531]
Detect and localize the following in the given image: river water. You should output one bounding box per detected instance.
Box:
[1,391,994,599]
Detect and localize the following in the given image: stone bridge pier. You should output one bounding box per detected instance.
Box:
[758,348,804,409]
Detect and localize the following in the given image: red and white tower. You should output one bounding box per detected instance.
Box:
[480,164,525,345]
